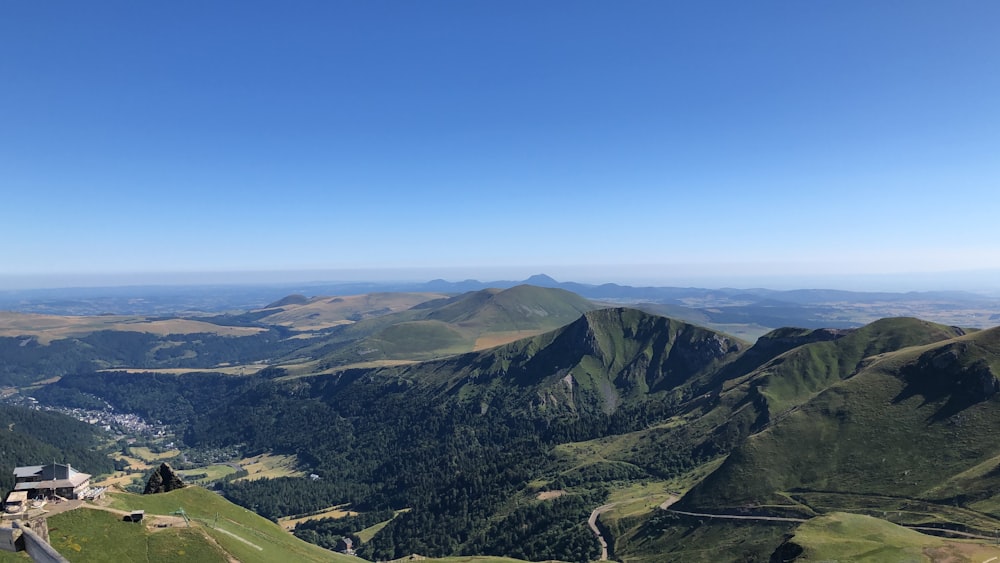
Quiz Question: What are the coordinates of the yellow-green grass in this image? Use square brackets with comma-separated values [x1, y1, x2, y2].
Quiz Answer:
[554, 415, 691, 470]
[356, 508, 410, 543]
[177, 464, 238, 484]
[278, 504, 359, 530]
[472, 330, 548, 351]
[130, 446, 181, 463]
[792, 512, 1000, 562]
[46, 506, 228, 563]
[256, 292, 447, 331]
[789, 491, 1000, 535]
[0, 552, 29, 561]
[604, 481, 678, 520]
[116, 454, 153, 470]
[601, 459, 728, 561]
[0, 312, 264, 344]
[233, 452, 304, 481]
[104, 487, 354, 563]
[92, 471, 144, 488]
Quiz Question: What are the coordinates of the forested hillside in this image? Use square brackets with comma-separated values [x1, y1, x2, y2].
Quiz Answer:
[0, 405, 115, 492]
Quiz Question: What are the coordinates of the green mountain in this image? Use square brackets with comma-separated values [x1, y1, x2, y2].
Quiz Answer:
[605, 322, 1000, 561]
[682, 324, 1000, 513]
[305, 285, 600, 366]
[410, 307, 742, 405]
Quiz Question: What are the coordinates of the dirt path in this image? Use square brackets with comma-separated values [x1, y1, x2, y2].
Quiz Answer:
[212, 525, 264, 550]
[666, 508, 807, 523]
[907, 526, 997, 541]
[665, 507, 1000, 541]
[30, 499, 85, 518]
[659, 495, 680, 510]
[585, 493, 681, 561]
[34, 501, 190, 531]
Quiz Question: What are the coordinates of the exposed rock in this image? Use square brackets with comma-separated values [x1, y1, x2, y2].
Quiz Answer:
[143, 463, 186, 495]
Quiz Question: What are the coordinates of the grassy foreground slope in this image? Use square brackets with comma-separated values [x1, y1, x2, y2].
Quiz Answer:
[102, 487, 355, 563]
[37, 488, 547, 563]
[47, 508, 227, 563]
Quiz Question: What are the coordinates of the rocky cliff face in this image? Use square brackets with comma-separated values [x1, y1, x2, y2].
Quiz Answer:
[143, 463, 186, 495]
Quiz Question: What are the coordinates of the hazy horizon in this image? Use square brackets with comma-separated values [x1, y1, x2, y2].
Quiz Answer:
[2, 3, 998, 289]
[1, 266, 998, 294]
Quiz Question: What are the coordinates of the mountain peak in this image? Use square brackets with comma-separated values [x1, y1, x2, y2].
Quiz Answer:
[264, 294, 310, 308]
[524, 273, 560, 286]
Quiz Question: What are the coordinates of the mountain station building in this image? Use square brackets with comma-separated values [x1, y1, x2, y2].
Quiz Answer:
[12, 463, 91, 500]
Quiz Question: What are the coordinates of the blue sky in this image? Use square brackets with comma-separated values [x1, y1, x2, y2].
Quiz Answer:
[2, 1, 998, 289]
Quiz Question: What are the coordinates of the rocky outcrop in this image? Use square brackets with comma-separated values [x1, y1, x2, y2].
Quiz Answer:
[143, 463, 186, 495]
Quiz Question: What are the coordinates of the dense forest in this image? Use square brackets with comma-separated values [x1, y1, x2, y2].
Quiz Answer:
[0, 327, 307, 387]
[0, 405, 115, 492]
[33, 368, 718, 560]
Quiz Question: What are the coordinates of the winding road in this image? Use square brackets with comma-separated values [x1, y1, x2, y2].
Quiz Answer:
[665, 508, 1000, 541]
[587, 502, 618, 561]
[665, 508, 807, 524]
[587, 495, 680, 561]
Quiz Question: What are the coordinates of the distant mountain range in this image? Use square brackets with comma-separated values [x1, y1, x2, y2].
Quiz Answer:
[1, 274, 997, 341]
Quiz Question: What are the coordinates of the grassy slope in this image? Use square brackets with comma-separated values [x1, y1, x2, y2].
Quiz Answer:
[257, 292, 447, 331]
[39, 490, 545, 563]
[104, 487, 355, 563]
[374, 308, 746, 425]
[47, 508, 227, 563]
[0, 312, 263, 344]
[622, 516, 795, 563]
[790, 512, 1000, 562]
[601, 320, 992, 561]
[683, 326, 1000, 523]
[309, 286, 599, 367]
[750, 317, 965, 416]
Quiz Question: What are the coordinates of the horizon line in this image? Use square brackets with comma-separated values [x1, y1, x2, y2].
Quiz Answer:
[0, 266, 997, 294]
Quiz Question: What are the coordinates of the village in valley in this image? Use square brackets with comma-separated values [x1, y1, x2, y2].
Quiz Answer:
[0, 395, 346, 562]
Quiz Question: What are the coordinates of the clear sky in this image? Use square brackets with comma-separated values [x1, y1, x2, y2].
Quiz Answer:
[1, 1, 998, 290]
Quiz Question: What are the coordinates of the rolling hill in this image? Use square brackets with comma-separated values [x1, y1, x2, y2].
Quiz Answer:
[300, 285, 601, 368]
[254, 292, 448, 331]
[0, 287, 594, 385]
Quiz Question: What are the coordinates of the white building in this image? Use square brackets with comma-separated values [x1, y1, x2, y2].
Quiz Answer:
[12, 463, 91, 500]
